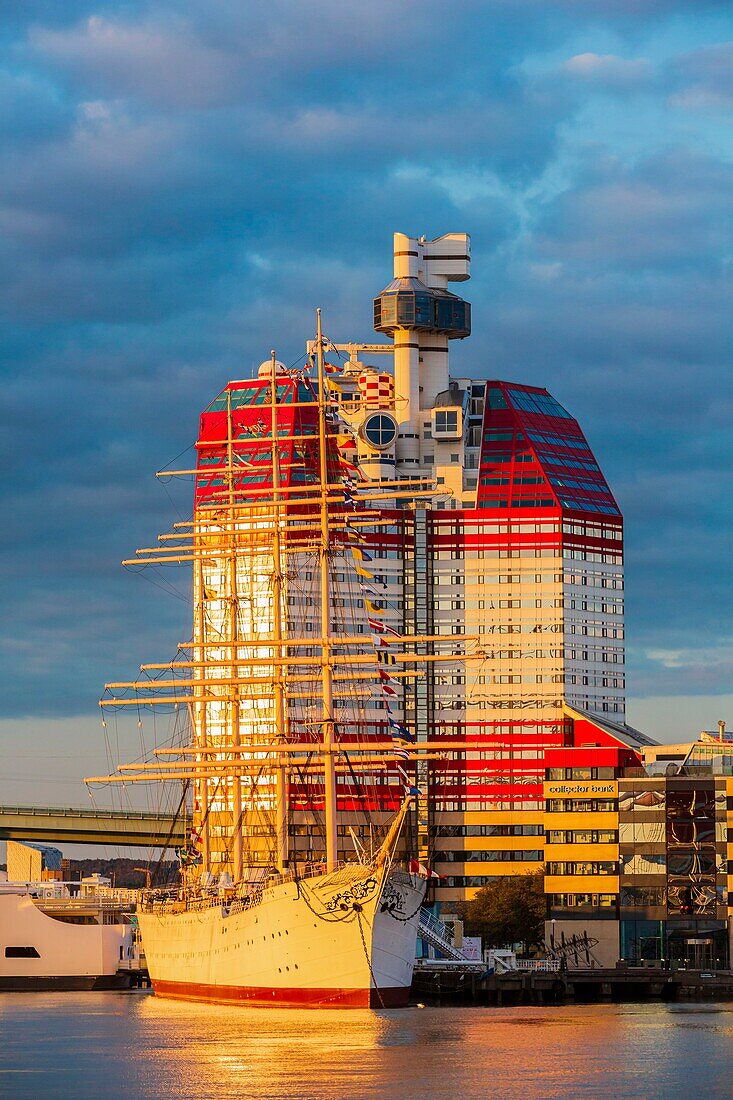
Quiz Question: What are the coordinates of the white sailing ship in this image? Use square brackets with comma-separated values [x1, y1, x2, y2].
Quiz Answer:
[88, 310, 472, 1008]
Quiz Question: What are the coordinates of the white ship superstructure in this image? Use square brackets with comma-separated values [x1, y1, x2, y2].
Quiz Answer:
[0, 884, 134, 991]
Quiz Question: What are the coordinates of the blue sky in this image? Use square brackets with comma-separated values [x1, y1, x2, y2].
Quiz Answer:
[1, 1, 732, 802]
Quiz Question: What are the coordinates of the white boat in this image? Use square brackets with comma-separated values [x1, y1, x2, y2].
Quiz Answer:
[138, 838, 424, 1008]
[0, 886, 134, 991]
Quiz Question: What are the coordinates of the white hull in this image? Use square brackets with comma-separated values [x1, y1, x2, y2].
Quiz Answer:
[138, 864, 425, 1008]
[0, 893, 132, 991]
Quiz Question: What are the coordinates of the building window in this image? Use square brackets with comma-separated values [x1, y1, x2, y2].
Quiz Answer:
[434, 410, 459, 434]
[361, 413, 398, 450]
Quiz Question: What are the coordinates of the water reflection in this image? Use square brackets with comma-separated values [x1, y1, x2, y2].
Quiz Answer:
[0, 993, 731, 1099]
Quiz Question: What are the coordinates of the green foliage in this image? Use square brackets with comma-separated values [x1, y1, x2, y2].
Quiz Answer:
[458, 870, 546, 951]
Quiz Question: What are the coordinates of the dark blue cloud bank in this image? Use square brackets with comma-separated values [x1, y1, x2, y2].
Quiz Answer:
[1, 1, 732, 719]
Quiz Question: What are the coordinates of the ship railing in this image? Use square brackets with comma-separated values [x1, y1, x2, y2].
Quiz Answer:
[36, 895, 136, 911]
[138, 858, 385, 913]
[514, 959, 561, 972]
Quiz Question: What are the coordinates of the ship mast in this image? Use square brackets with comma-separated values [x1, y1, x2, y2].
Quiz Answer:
[269, 351, 289, 872]
[315, 309, 338, 872]
[193, 513, 210, 869]
[226, 386, 243, 882]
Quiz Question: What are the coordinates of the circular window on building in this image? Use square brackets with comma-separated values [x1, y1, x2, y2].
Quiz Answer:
[361, 412, 397, 451]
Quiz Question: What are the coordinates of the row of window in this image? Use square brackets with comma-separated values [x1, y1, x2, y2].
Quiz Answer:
[565, 574, 623, 589]
[525, 431, 590, 452]
[547, 767, 616, 781]
[569, 676, 625, 689]
[565, 550, 623, 565]
[505, 388, 573, 420]
[538, 454, 600, 474]
[549, 894, 616, 909]
[567, 598, 624, 614]
[562, 521, 622, 541]
[481, 476, 548, 487]
[438, 573, 560, 585]
[435, 850, 543, 863]
[546, 830, 617, 844]
[435, 801, 545, 812]
[432, 524, 561, 538]
[440, 549, 562, 560]
[443, 597, 566, 608]
[566, 648, 624, 661]
[568, 624, 624, 639]
[432, 698, 565, 710]
[430, 825, 543, 837]
[559, 499, 620, 516]
[546, 800, 617, 813]
[547, 862, 617, 876]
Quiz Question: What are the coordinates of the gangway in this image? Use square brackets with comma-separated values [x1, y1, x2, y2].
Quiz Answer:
[417, 907, 472, 963]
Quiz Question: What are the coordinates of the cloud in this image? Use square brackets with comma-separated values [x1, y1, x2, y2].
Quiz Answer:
[532, 149, 733, 272]
[667, 41, 733, 110]
[562, 52, 651, 90]
[0, 0, 731, 723]
[631, 646, 733, 696]
[30, 14, 242, 109]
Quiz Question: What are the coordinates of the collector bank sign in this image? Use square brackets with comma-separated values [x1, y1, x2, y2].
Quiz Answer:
[543, 781, 618, 797]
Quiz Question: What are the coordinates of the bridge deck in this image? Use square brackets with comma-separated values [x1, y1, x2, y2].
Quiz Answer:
[0, 805, 184, 847]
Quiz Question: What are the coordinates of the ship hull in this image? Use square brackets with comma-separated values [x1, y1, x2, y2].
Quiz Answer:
[151, 980, 408, 1008]
[138, 865, 424, 1009]
[0, 974, 132, 992]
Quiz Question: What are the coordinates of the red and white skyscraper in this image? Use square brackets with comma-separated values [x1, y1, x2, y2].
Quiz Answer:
[191, 232, 639, 900]
[368, 233, 627, 899]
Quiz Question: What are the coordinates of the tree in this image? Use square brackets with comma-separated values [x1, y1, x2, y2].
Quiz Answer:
[458, 870, 545, 952]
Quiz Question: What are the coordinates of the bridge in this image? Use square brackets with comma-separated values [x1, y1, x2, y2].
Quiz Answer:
[0, 805, 185, 848]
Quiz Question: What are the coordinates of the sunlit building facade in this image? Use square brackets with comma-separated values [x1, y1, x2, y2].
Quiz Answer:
[190, 231, 638, 898]
[545, 730, 733, 970]
[363, 233, 630, 902]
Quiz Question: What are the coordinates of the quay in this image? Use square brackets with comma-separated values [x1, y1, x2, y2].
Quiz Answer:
[411, 961, 733, 1006]
[114, 963, 733, 1001]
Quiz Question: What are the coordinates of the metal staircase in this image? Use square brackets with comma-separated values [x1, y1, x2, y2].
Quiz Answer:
[417, 908, 468, 962]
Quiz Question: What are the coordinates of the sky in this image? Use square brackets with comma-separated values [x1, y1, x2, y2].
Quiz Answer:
[1, 0, 732, 807]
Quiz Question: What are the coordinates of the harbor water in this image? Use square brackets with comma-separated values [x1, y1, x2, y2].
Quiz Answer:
[1, 993, 732, 1099]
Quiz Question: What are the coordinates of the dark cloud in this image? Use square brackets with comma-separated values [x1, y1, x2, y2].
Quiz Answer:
[1, 0, 731, 720]
[533, 149, 733, 273]
[464, 140, 733, 706]
[666, 40, 733, 109]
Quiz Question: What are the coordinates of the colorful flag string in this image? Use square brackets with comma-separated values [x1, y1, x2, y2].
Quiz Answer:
[333, 433, 421, 794]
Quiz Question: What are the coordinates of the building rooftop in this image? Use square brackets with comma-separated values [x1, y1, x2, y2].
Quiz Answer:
[564, 703, 659, 750]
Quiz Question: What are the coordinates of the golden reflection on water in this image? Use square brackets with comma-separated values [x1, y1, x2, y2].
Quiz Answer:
[1, 994, 733, 1099]
[135, 996, 733, 1100]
